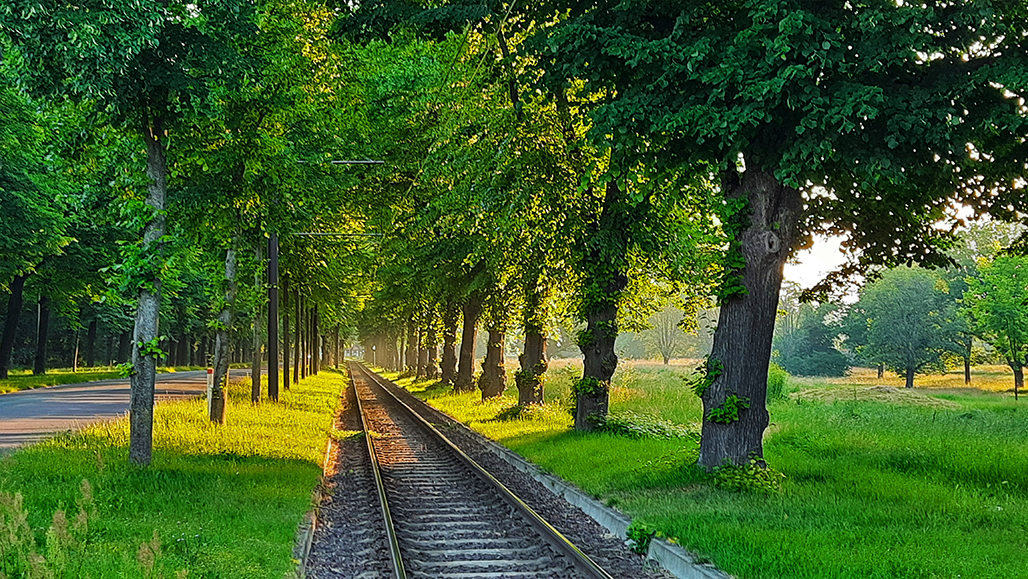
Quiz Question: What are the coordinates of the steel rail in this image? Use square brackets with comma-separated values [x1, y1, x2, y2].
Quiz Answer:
[349, 364, 407, 579]
[355, 363, 616, 579]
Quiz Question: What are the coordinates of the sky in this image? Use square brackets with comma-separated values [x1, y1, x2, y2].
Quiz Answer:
[783, 235, 847, 291]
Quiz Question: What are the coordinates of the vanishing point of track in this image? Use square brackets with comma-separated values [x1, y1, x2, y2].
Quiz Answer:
[348, 362, 615, 579]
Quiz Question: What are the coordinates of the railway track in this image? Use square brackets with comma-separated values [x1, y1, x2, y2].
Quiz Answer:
[348, 362, 615, 579]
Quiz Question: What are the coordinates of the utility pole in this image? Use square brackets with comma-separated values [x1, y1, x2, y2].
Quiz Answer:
[268, 233, 279, 401]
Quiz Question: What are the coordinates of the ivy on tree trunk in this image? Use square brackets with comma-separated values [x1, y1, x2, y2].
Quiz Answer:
[211, 242, 238, 425]
[698, 167, 802, 469]
[129, 120, 168, 466]
[454, 293, 482, 393]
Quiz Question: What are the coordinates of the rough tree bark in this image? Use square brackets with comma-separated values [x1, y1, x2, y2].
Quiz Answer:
[517, 279, 547, 406]
[698, 167, 803, 469]
[479, 327, 506, 400]
[130, 119, 168, 465]
[576, 180, 631, 431]
[440, 301, 459, 386]
[454, 294, 482, 393]
[210, 244, 237, 424]
[0, 274, 27, 379]
[33, 295, 50, 375]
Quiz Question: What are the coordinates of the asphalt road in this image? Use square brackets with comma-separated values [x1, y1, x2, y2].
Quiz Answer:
[0, 369, 255, 453]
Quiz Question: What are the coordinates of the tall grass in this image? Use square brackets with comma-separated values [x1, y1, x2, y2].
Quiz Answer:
[0, 370, 343, 577]
[396, 360, 1028, 579]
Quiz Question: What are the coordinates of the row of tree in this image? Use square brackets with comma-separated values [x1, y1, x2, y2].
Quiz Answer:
[344, 0, 1028, 470]
[3, 1, 1028, 470]
[776, 222, 1028, 398]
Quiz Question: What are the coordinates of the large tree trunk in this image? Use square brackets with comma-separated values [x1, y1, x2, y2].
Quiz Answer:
[517, 281, 547, 406]
[454, 294, 482, 392]
[905, 366, 915, 389]
[425, 311, 439, 379]
[576, 180, 632, 431]
[518, 332, 547, 406]
[85, 319, 97, 367]
[577, 300, 619, 430]
[33, 295, 50, 375]
[0, 274, 27, 379]
[130, 120, 168, 465]
[211, 244, 238, 425]
[440, 301, 459, 386]
[479, 328, 506, 399]
[698, 167, 803, 469]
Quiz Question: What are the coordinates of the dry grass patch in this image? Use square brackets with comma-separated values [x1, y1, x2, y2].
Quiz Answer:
[792, 385, 961, 409]
[800, 365, 1016, 392]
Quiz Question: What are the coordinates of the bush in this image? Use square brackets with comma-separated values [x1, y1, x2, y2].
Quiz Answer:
[767, 362, 788, 402]
[593, 411, 699, 440]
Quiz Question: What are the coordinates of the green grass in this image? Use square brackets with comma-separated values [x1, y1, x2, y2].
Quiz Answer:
[0, 369, 343, 578]
[0, 365, 221, 394]
[391, 360, 1028, 579]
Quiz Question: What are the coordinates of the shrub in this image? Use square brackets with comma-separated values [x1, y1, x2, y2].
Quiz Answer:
[767, 362, 788, 402]
[593, 411, 699, 440]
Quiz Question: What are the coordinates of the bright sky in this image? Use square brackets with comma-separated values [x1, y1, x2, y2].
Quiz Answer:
[783, 235, 847, 290]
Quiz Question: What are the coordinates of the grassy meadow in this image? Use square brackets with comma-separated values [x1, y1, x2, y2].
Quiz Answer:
[386, 359, 1028, 579]
[0, 369, 343, 578]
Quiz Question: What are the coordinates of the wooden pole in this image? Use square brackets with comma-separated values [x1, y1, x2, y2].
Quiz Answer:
[268, 234, 279, 401]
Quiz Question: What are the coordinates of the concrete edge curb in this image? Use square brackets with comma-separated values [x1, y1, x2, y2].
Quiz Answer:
[394, 383, 732, 579]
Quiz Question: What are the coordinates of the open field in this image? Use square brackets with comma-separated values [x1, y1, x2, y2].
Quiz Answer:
[0, 369, 341, 577]
[389, 360, 1028, 579]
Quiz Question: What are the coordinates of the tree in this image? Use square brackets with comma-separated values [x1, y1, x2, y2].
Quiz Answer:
[849, 267, 953, 388]
[542, 0, 1028, 467]
[0, 64, 69, 378]
[9, 0, 257, 464]
[962, 256, 1028, 400]
[773, 298, 849, 377]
